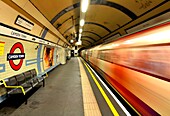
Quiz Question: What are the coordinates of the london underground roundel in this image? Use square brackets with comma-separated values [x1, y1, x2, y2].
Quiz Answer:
[7, 42, 25, 71]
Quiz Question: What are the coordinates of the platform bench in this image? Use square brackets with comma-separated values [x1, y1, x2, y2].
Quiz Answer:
[0, 69, 47, 104]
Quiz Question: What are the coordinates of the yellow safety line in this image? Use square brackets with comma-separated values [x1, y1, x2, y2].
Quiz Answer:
[1, 80, 26, 95]
[105, 79, 141, 116]
[83, 61, 119, 116]
[82, 58, 141, 116]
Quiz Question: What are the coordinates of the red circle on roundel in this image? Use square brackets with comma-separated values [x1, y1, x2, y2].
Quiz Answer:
[9, 42, 24, 71]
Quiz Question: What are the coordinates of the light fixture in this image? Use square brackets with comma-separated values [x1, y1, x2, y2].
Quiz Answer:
[75, 40, 82, 45]
[79, 33, 82, 37]
[75, 33, 77, 37]
[79, 34, 82, 41]
[79, 29, 83, 33]
[80, 19, 85, 26]
[70, 39, 74, 43]
[81, 0, 89, 13]
[79, 0, 90, 44]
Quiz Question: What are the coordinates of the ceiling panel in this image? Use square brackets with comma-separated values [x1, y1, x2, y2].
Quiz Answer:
[53, 8, 80, 27]
[107, 0, 165, 16]
[86, 5, 131, 31]
[30, 0, 79, 21]
[82, 31, 101, 41]
[81, 40, 91, 46]
[84, 23, 110, 37]
[81, 37, 95, 43]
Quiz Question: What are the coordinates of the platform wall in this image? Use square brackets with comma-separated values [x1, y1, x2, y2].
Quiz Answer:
[0, 1, 66, 98]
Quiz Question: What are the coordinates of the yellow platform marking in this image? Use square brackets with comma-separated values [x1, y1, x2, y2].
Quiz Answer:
[78, 58, 101, 116]
[82, 59, 119, 116]
[104, 79, 141, 116]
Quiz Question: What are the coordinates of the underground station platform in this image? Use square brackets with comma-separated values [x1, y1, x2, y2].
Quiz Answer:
[0, 57, 139, 116]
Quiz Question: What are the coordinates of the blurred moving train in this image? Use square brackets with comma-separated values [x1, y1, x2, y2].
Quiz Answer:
[81, 21, 170, 116]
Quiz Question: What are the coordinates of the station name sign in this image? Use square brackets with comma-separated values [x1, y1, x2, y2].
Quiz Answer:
[0, 23, 59, 47]
[11, 31, 27, 39]
[7, 42, 25, 71]
[7, 53, 25, 60]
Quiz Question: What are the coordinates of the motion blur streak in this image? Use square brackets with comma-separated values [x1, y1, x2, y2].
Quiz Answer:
[81, 22, 170, 116]
[85, 61, 132, 116]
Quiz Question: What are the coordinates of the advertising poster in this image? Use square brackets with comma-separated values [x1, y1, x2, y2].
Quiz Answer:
[0, 41, 5, 56]
[43, 46, 54, 70]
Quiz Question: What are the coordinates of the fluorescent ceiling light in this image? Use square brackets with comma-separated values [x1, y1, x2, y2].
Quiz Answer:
[76, 40, 82, 45]
[70, 39, 74, 43]
[79, 29, 83, 33]
[79, 34, 82, 40]
[80, 19, 85, 26]
[81, 0, 89, 13]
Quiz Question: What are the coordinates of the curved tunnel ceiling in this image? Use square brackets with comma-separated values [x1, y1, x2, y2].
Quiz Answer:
[81, 39, 93, 44]
[30, 0, 170, 48]
[83, 31, 102, 39]
[62, 22, 111, 36]
[81, 36, 96, 42]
